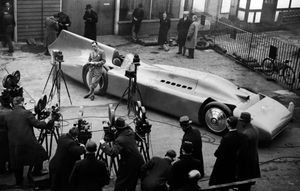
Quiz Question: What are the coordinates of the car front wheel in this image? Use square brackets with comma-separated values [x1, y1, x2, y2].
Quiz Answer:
[82, 64, 108, 95]
[202, 102, 232, 135]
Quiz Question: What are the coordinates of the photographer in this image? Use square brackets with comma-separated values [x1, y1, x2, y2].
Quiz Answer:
[4, 96, 50, 187]
[100, 117, 145, 191]
[83, 41, 106, 101]
[57, 11, 71, 36]
[49, 127, 86, 191]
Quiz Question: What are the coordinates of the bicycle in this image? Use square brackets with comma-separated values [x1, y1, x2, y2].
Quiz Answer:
[262, 57, 295, 85]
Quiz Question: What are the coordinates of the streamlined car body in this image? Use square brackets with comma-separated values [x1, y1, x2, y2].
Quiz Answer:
[49, 30, 294, 142]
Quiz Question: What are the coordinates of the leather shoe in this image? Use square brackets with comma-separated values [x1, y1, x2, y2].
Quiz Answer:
[83, 94, 90, 99]
[176, 52, 182, 54]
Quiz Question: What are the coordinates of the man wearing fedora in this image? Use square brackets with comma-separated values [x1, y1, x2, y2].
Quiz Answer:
[100, 117, 145, 191]
[179, 115, 204, 178]
[140, 149, 176, 191]
[69, 140, 110, 191]
[83, 4, 98, 41]
[209, 116, 248, 186]
[237, 112, 260, 190]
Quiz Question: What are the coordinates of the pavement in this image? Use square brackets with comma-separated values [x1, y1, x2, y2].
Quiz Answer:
[0, 34, 300, 191]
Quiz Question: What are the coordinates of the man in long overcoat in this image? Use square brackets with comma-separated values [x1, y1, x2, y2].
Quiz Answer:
[158, 12, 171, 49]
[83, 4, 98, 41]
[4, 96, 48, 186]
[237, 112, 260, 190]
[179, 116, 204, 178]
[168, 141, 203, 191]
[209, 117, 248, 186]
[69, 140, 110, 191]
[177, 11, 191, 55]
[140, 150, 176, 191]
[1, 7, 15, 53]
[100, 117, 145, 191]
[49, 127, 86, 191]
[185, 15, 199, 59]
[131, 3, 144, 41]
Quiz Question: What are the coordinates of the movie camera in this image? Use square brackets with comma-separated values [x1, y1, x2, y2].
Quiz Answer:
[0, 70, 23, 108]
[52, 50, 64, 62]
[73, 116, 92, 145]
[134, 101, 151, 138]
[34, 95, 60, 122]
[102, 104, 117, 142]
[125, 54, 140, 79]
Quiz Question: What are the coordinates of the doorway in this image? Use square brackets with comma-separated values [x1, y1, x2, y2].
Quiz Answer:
[261, 0, 278, 24]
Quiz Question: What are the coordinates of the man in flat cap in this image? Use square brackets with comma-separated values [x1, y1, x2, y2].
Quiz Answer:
[69, 140, 110, 191]
[209, 116, 248, 186]
[179, 116, 204, 178]
[83, 4, 98, 40]
[236, 112, 260, 190]
[168, 141, 203, 191]
[100, 117, 145, 191]
[141, 149, 176, 191]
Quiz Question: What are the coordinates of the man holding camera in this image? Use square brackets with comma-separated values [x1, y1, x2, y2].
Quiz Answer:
[84, 41, 106, 101]
[49, 127, 86, 191]
[4, 96, 49, 187]
[100, 117, 145, 191]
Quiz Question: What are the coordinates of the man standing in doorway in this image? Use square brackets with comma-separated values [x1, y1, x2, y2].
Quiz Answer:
[185, 15, 199, 59]
[131, 3, 144, 42]
[83, 4, 98, 41]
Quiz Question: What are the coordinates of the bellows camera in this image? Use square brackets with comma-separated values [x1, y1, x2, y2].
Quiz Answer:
[52, 50, 64, 62]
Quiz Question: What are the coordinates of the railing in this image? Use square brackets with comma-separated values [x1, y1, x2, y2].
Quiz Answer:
[207, 19, 300, 89]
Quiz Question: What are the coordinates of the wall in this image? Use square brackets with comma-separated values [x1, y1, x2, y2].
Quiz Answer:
[17, 0, 60, 41]
[118, 19, 179, 37]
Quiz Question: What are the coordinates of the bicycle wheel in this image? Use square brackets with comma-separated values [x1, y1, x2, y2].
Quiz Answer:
[283, 66, 295, 85]
[262, 58, 274, 76]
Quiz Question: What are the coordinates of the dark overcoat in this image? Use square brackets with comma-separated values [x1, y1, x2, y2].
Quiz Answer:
[101, 126, 145, 191]
[168, 155, 203, 191]
[158, 17, 171, 45]
[177, 18, 192, 46]
[237, 122, 261, 180]
[49, 133, 85, 191]
[180, 127, 204, 177]
[0, 106, 10, 165]
[209, 130, 248, 186]
[185, 21, 199, 49]
[83, 10, 98, 41]
[45, 16, 58, 48]
[4, 106, 47, 169]
[141, 157, 172, 191]
[69, 153, 110, 191]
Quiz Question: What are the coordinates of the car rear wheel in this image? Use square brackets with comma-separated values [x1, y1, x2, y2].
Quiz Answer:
[82, 64, 108, 95]
[202, 102, 232, 135]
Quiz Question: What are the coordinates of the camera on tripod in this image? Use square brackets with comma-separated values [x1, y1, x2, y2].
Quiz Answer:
[34, 95, 61, 123]
[73, 118, 92, 145]
[125, 54, 140, 79]
[52, 50, 64, 62]
[0, 70, 23, 108]
[102, 104, 117, 142]
[134, 101, 151, 139]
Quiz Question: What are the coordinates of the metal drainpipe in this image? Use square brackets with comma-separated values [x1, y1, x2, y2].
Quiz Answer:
[41, 0, 44, 41]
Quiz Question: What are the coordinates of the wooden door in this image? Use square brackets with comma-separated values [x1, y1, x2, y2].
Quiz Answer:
[261, 0, 278, 24]
[97, 0, 115, 35]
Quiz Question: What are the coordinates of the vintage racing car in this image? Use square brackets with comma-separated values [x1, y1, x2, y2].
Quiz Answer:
[49, 30, 294, 142]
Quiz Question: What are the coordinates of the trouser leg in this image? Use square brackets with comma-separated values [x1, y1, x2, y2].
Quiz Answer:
[5, 33, 14, 52]
[178, 45, 182, 53]
[182, 47, 186, 56]
[14, 167, 24, 185]
[190, 48, 194, 58]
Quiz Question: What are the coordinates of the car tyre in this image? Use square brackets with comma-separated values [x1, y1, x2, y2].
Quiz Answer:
[82, 64, 108, 96]
[202, 102, 232, 135]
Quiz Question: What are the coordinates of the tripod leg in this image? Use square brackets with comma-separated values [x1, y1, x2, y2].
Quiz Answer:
[60, 70, 72, 105]
[48, 70, 60, 104]
[43, 65, 55, 94]
[115, 87, 129, 111]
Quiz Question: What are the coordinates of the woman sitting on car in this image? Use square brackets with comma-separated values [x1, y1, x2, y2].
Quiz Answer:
[84, 41, 106, 101]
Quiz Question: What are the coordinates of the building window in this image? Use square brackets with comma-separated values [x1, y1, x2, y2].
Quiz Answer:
[221, 0, 231, 13]
[275, 11, 280, 22]
[151, 0, 181, 19]
[238, 10, 245, 20]
[255, 11, 261, 23]
[291, 0, 300, 8]
[250, 0, 263, 9]
[239, 0, 247, 9]
[277, 0, 290, 8]
[184, 0, 194, 12]
[248, 11, 254, 22]
[119, 0, 151, 21]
